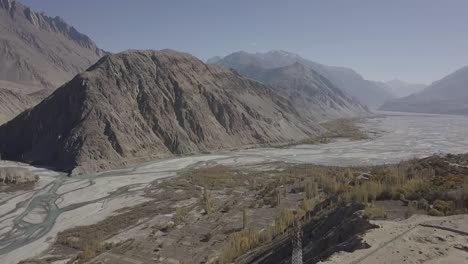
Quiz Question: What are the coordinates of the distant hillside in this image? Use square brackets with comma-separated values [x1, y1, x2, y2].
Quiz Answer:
[0, 0, 104, 123]
[380, 66, 468, 115]
[209, 50, 394, 109]
[0, 50, 326, 174]
[0, 88, 34, 124]
[0, 0, 103, 89]
[380, 79, 427, 98]
[254, 62, 368, 120]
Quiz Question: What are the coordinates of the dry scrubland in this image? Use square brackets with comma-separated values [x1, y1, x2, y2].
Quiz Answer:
[18, 153, 468, 264]
[280, 118, 369, 146]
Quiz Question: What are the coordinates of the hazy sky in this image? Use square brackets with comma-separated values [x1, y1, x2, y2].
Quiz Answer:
[22, 0, 468, 84]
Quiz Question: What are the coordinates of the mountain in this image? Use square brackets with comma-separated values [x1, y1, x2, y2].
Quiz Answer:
[0, 88, 34, 124]
[0, 0, 104, 123]
[0, 0, 103, 89]
[381, 79, 427, 98]
[208, 50, 394, 109]
[0, 50, 325, 174]
[254, 62, 368, 119]
[206, 56, 222, 64]
[380, 66, 468, 115]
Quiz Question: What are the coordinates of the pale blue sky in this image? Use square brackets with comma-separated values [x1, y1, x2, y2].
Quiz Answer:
[22, 0, 468, 84]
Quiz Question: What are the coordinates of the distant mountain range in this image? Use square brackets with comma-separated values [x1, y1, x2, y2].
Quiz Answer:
[2, 0, 462, 176]
[0, 50, 340, 174]
[208, 50, 395, 109]
[382, 79, 427, 98]
[0, 2, 371, 174]
[249, 62, 368, 120]
[380, 66, 468, 115]
[0, 0, 103, 123]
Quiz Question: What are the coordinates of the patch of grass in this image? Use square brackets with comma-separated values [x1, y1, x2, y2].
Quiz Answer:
[189, 166, 240, 189]
[321, 118, 368, 140]
[364, 205, 387, 220]
[277, 118, 368, 147]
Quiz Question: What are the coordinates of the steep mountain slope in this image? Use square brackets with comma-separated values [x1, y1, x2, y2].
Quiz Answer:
[256, 62, 368, 119]
[0, 0, 103, 90]
[209, 50, 394, 109]
[380, 66, 468, 115]
[0, 50, 323, 174]
[0, 88, 34, 124]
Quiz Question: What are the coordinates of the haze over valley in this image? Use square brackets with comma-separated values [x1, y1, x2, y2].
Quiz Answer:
[0, 1, 467, 264]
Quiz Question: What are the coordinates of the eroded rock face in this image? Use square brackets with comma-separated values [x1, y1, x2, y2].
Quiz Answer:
[0, 50, 323, 174]
[0, 167, 38, 184]
[239, 202, 377, 264]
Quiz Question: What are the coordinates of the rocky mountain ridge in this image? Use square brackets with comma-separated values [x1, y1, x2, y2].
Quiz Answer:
[0, 0, 104, 123]
[0, 50, 325, 174]
[0, 0, 103, 89]
[209, 50, 394, 108]
[255, 62, 368, 120]
[383, 79, 427, 98]
[380, 65, 468, 115]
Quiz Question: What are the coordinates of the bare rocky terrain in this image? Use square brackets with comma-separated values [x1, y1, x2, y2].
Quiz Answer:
[0, 88, 34, 124]
[0, 0, 103, 89]
[0, 0, 103, 123]
[0, 49, 358, 174]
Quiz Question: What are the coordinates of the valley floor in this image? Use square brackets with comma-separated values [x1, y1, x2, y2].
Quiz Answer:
[1, 112, 468, 264]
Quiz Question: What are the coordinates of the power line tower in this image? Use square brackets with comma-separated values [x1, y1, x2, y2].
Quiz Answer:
[291, 219, 303, 264]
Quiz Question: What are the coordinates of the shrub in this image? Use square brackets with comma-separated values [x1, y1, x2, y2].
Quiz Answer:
[433, 200, 454, 215]
[301, 198, 314, 212]
[428, 208, 444, 216]
[202, 185, 212, 214]
[417, 198, 429, 210]
[304, 180, 318, 199]
[174, 206, 190, 224]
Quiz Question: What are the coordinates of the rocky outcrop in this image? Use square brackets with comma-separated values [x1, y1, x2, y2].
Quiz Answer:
[239, 202, 377, 264]
[0, 50, 323, 174]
